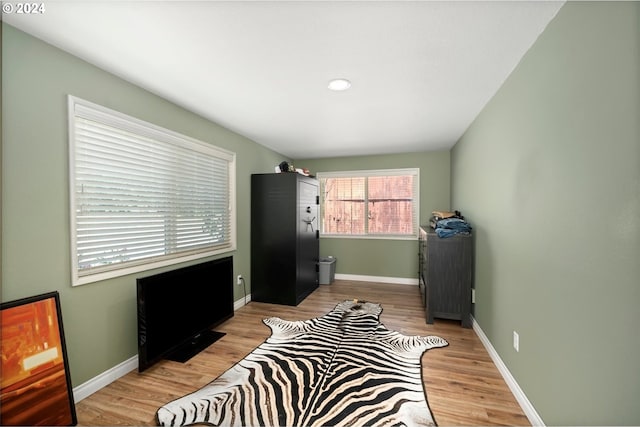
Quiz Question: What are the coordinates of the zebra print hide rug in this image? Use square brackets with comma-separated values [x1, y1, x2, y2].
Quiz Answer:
[156, 300, 448, 427]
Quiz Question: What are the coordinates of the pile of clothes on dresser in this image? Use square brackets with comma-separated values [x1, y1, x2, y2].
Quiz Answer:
[430, 210, 472, 238]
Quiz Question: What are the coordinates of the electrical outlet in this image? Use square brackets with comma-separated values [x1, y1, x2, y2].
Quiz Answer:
[471, 288, 476, 304]
[237, 275, 243, 285]
[513, 331, 520, 352]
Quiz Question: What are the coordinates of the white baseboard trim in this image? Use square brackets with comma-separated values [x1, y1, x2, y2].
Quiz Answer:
[74, 298, 251, 403]
[471, 316, 545, 426]
[234, 294, 251, 310]
[334, 273, 418, 286]
[73, 355, 138, 403]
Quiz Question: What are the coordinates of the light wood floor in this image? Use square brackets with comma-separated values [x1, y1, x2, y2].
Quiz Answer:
[76, 280, 529, 426]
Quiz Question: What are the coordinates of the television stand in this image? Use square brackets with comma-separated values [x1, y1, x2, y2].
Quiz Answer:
[165, 330, 226, 363]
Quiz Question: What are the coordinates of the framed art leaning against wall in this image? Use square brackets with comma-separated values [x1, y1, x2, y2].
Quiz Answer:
[1, 291, 77, 426]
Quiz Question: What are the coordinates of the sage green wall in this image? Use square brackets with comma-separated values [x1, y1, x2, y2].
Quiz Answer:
[2, 25, 285, 386]
[451, 2, 639, 425]
[297, 151, 450, 279]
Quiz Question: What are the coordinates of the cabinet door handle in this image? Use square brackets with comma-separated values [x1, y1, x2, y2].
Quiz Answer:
[302, 217, 316, 232]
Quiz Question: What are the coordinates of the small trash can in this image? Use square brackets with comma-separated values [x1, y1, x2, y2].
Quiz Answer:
[318, 257, 336, 285]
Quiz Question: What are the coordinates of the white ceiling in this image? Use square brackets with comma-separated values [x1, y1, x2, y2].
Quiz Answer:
[4, 1, 564, 159]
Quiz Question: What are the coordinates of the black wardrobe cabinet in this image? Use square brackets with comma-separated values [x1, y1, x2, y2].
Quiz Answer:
[251, 173, 320, 306]
[419, 226, 473, 328]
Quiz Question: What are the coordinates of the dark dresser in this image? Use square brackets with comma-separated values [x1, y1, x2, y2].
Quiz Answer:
[419, 226, 473, 328]
[250, 173, 319, 306]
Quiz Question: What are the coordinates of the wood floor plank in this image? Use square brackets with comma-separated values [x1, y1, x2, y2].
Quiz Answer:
[75, 280, 529, 426]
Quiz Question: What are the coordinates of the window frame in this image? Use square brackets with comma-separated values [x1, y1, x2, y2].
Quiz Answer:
[68, 95, 236, 286]
[317, 168, 420, 240]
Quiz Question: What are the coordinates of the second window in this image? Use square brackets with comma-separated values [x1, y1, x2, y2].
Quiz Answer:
[318, 169, 419, 239]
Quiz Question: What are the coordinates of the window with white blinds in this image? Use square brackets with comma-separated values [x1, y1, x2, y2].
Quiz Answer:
[317, 169, 419, 239]
[68, 96, 236, 286]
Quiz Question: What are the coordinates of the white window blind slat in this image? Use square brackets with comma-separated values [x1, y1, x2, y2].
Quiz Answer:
[69, 96, 236, 286]
[75, 103, 234, 161]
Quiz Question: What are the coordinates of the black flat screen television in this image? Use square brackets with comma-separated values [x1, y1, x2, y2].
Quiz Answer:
[136, 256, 234, 372]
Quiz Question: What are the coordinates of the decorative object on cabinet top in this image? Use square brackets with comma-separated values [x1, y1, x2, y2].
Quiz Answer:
[275, 160, 312, 176]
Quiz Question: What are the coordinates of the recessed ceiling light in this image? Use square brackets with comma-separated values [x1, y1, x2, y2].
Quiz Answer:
[328, 78, 351, 91]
